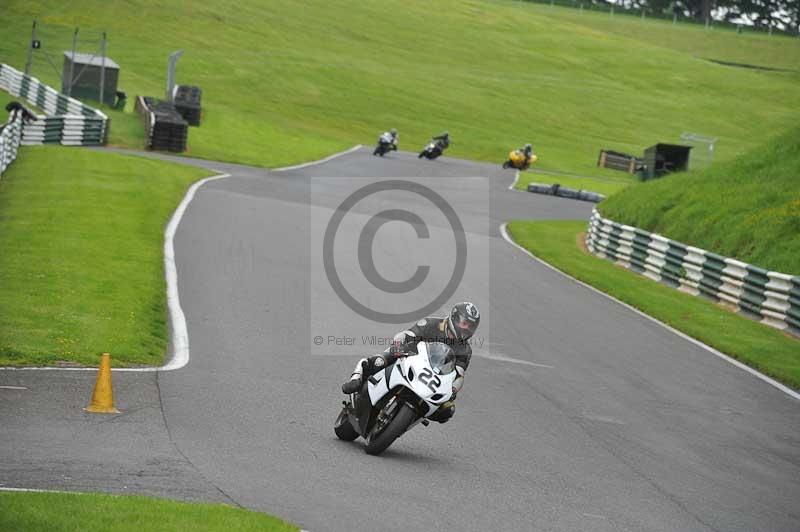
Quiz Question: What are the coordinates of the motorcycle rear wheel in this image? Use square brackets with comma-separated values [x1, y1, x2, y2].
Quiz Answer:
[364, 403, 416, 455]
[334, 406, 359, 441]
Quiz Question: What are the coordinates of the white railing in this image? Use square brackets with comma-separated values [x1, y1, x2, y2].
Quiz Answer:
[0, 111, 24, 177]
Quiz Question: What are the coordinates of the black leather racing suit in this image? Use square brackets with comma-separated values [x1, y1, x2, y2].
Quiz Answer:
[523, 145, 532, 159]
[432, 134, 450, 150]
[388, 316, 471, 371]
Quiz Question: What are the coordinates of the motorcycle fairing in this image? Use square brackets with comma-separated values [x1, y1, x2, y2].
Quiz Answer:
[366, 350, 456, 418]
[366, 364, 405, 405]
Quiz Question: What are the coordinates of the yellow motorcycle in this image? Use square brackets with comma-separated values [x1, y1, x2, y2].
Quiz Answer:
[502, 150, 537, 170]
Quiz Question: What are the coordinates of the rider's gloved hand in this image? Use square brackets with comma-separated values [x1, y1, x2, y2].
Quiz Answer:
[389, 339, 404, 358]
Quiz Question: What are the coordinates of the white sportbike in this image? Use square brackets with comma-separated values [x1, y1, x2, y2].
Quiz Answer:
[334, 341, 457, 455]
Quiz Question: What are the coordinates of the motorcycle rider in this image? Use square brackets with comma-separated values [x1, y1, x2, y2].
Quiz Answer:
[508, 143, 536, 169]
[374, 128, 398, 156]
[341, 302, 480, 423]
[381, 128, 399, 149]
[521, 143, 533, 161]
[432, 131, 450, 150]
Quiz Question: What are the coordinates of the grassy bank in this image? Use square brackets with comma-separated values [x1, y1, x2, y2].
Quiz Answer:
[0, 147, 211, 367]
[0, 491, 297, 532]
[1, 0, 798, 171]
[600, 126, 800, 274]
[506, 220, 800, 389]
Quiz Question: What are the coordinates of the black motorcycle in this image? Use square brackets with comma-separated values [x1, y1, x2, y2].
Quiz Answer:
[418, 139, 448, 160]
[373, 138, 397, 157]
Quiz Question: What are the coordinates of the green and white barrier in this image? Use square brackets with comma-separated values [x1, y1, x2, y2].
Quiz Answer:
[587, 209, 800, 336]
[0, 63, 108, 146]
[0, 111, 23, 176]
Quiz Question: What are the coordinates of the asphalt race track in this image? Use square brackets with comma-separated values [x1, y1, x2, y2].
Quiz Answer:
[2, 148, 799, 532]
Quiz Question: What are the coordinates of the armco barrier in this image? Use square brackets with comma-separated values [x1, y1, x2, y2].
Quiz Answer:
[0, 63, 108, 146]
[528, 182, 605, 203]
[586, 209, 800, 336]
[0, 110, 24, 176]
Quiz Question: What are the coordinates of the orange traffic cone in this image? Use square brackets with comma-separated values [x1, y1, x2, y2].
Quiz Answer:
[84, 353, 120, 414]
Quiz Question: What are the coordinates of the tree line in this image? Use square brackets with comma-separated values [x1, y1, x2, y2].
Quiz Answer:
[566, 1, 800, 31]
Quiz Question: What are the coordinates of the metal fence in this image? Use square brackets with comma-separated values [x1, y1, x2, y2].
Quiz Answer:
[0, 63, 108, 145]
[680, 132, 717, 171]
[586, 209, 800, 336]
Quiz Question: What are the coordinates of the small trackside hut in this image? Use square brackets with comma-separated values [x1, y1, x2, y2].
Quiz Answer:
[641, 143, 692, 180]
[61, 52, 120, 107]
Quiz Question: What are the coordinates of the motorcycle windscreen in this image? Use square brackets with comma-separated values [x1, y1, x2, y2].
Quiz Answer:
[424, 341, 456, 375]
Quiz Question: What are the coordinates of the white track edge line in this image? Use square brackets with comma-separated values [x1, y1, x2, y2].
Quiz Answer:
[272, 144, 362, 172]
[499, 223, 800, 402]
[159, 172, 232, 371]
[508, 170, 520, 190]
[0, 487, 73, 493]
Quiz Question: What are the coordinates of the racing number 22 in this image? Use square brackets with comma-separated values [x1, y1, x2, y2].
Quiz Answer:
[418, 368, 441, 393]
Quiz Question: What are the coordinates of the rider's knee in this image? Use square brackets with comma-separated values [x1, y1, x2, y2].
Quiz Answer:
[430, 402, 455, 423]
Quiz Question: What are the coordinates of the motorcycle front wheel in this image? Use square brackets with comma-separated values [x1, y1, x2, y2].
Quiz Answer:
[364, 403, 417, 455]
[418, 152, 425, 159]
[502, 161, 511, 169]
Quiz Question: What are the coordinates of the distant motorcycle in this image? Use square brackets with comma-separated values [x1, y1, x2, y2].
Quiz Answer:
[373, 133, 397, 157]
[418, 139, 448, 160]
[334, 341, 457, 455]
[502, 149, 538, 170]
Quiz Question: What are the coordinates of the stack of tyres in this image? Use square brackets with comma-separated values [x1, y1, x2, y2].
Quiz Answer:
[136, 96, 188, 152]
[173, 85, 201, 126]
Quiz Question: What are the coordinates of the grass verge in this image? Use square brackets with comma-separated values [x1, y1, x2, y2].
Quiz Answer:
[0, 491, 297, 532]
[514, 170, 633, 197]
[0, 146, 211, 367]
[506, 220, 800, 389]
